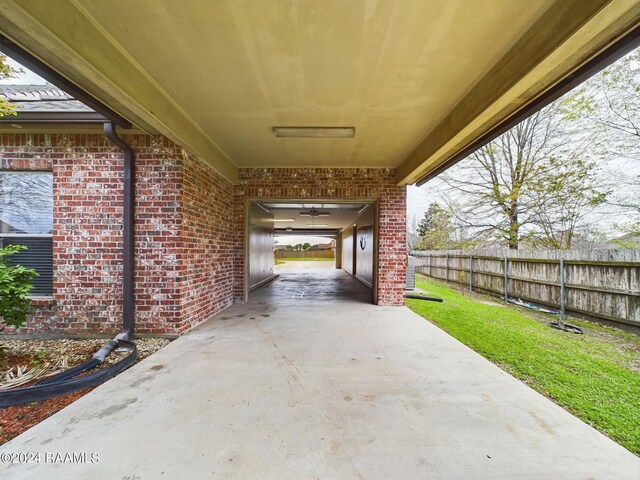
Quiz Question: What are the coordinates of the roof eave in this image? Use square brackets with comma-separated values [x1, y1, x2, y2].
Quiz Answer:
[0, 110, 109, 124]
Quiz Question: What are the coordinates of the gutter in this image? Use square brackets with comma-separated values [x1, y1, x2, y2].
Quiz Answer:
[0, 111, 109, 124]
[0, 122, 138, 407]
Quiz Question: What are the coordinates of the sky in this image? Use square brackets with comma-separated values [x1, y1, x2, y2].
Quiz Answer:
[407, 155, 640, 237]
[0, 57, 46, 84]
[407, 185, 431, 229]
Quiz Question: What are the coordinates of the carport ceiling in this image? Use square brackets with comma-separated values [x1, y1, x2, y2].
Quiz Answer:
[0, 1, 638, 184]
[261, 202, 367, 231]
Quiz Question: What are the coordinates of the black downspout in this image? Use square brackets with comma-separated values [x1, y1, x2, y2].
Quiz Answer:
[0, 123, 139, 407]
[104, 122, 135, 340]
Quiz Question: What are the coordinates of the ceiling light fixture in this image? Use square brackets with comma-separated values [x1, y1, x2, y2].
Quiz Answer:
[307, 224, 329, 227]
[273, 127, 355, 138]
[299, 208, 329, 217]
[271, 218, 295, 222]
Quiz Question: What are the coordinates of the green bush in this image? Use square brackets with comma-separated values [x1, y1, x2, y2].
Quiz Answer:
[0, 244, 38, 329]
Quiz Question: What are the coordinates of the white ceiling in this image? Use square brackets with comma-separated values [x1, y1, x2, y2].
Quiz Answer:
[261, 202, 369, 231]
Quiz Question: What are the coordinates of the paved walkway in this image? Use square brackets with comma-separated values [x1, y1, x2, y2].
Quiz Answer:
[251, 264, 372, 305]
[1, 297, 639, 478]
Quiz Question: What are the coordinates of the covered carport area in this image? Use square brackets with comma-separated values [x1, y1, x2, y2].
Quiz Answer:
[0, 1, 639, 477]
[0, 1, 638, 320]
[247, 201, 377, 305]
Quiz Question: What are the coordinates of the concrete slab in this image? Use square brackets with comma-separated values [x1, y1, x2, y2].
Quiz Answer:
[275, 260, 335, 270]
[1, 303, 638, 479]
[250, 267, 372, 305]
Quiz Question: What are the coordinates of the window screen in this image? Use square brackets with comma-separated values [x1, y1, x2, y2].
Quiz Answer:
[0, 172, 53, 296]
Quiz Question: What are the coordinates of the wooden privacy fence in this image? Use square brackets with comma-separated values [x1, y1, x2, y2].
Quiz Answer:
[275, 249, 335, 259]
[410, 249, 640, 329]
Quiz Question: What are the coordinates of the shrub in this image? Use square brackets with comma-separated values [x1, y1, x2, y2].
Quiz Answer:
[0, 244, 38, 329]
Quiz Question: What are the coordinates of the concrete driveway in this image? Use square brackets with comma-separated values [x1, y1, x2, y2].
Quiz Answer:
[1, 299, 639, 479]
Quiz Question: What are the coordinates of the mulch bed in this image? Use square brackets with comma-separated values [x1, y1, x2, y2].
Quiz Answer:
[0, 338, 171, 445]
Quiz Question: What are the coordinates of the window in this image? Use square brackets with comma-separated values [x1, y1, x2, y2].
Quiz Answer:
[0, 172, 53, 296]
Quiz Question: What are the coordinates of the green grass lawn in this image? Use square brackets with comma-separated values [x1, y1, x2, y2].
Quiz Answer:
[407, 274, 640, 456]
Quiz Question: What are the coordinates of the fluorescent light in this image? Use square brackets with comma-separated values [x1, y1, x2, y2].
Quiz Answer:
[272, 218, 295, 222]
[273, 127, 355, 138]
[307, 224, 329, 227]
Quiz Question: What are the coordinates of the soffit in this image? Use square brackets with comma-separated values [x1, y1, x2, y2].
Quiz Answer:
[72, 0, 551, 171]
[260, 202, 367, 230]
[0, 1, 637, 184]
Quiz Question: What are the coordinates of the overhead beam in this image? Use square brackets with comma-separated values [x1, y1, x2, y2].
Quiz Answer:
[416, 24, 640, 186]
[0, 0, 238, 183]
[397, 0, 640, 186]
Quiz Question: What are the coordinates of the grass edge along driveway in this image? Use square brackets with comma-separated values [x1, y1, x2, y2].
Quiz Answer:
[407, 274, 640, 456]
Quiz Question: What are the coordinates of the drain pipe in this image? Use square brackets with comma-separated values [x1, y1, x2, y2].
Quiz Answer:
[0, 123, 138, 406]
[104, 122, 135, 341]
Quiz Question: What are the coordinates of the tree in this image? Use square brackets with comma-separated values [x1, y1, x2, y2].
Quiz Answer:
[569, 48, 640, 153]
[416, 202, 456, 250]
[566, 47, 640, 235]
[0, 53, 21, 117]
[439, 99, 607, 250]
[302, 242, 311, 250]
[528, 157, 609, 249]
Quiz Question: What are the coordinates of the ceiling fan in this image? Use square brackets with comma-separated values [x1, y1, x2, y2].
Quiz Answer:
[299, 208, 330, 217]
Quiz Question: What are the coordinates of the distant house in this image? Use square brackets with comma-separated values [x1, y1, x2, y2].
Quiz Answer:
[0, 83, 96, 117]
[307, 240, 336, 252]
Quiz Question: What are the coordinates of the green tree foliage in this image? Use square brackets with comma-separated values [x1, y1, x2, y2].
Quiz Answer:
[529, 157, 609, 249]
[566, 48, 640, 238]
[302, 242, 311, 250]
[0, 53, 21, 117]
[0, 244, 38, 329]
[439, 100, 608, 249]
[569, 48, 640, 149]
[416, 203, 456, 250]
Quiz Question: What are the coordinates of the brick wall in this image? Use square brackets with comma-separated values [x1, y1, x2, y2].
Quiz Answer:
[0, 133, 235, 336]
[234, 168, 407, 305]
[179, 153, 235, 331]
[131, 135, 185, 334]
[1, 134, 407, 336]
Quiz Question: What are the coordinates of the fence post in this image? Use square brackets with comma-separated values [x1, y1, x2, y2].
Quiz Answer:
[503, 255, 509, 302]
[429, 255, 432, 277]
[559, 257, 566, 328]
[445, 254, 449, 283]
[469, 254, 473, 291]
